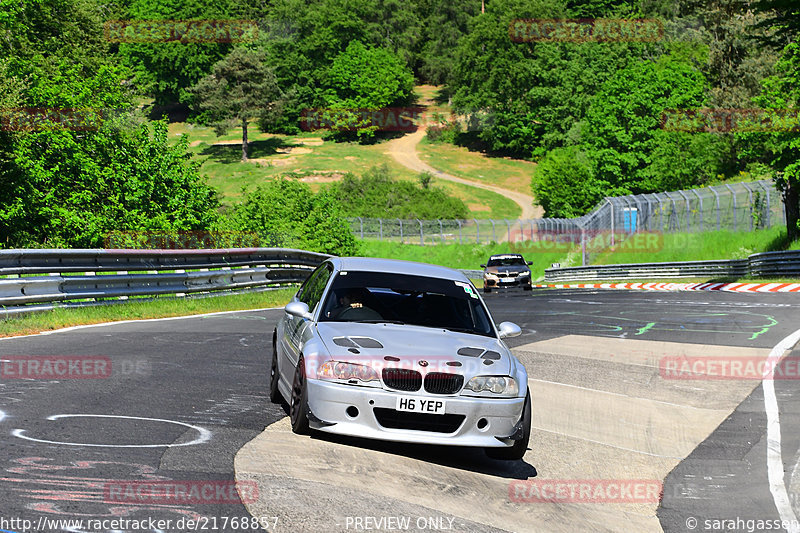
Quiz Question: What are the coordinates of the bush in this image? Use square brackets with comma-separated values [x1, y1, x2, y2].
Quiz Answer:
[229, 178, 359, 256]
[532, 146, 605, 218]
[330, 164, 469, 219]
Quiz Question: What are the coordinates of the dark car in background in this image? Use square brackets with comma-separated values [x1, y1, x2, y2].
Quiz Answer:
[481, 254, 533, 293]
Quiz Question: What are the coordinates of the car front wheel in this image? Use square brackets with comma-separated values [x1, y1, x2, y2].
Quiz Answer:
[289, 356, 310, 434]
[269, 333, 282, 404]
[485, 391, 531, 460]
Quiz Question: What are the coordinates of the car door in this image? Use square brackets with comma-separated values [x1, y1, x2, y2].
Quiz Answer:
[281, 262, 333, 372]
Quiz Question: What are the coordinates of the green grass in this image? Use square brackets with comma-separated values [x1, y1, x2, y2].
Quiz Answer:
[418, 136, 537, 194]
[590, 227, 792, 265]
[171, 122, 519, 219]
[358, 240, 568, 279]
[0, 288, 296, 338]
[432, 178, 521, 219]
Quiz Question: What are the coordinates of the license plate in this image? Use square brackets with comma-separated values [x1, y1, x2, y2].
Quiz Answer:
[395, 396, 446, 415]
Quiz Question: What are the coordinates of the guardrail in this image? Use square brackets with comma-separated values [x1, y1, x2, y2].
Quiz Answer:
[0, 248, 331, 314]
[544, 250, 800, 282]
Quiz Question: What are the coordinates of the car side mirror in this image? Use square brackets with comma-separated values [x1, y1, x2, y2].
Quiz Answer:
[497, 321, 521, 339]
[480, 264, 486, 268]
[527, 261, 533, 265]
[285, 301, 313, 320]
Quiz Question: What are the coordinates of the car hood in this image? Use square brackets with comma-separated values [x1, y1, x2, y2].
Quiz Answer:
[314, 321, 511, 376]
[486, 265, 530, 274]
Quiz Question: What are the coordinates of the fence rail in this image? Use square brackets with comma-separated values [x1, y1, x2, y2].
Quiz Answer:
[0, 248, 331, 313]
[544, 250, 800, 282]
[348, 180, 785, 251]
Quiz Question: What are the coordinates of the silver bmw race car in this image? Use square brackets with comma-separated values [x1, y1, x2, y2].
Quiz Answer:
[270, 257, 531, 460]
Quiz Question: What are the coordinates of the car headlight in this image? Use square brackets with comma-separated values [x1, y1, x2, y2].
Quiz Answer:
[485, 272, 498, 279]
[519, 272, 530, 278]
[318, 361, 379, 382]
[463, 375, 519, 396]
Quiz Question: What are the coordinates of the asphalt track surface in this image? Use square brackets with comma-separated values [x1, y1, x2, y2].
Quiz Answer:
[0, 288, 798, 533]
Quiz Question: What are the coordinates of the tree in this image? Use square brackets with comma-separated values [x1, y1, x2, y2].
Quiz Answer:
[532, 146, 602, 217]
[739, 43, 800, 240]
[116, 0, 254, 106]
[580, 55, 715, 195]
[320, 40, 414, 140]
[191, 47, 282, 161]
[230, 179, 359, 255]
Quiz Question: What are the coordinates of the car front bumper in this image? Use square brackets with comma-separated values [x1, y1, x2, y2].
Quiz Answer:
[484, 276, 531, 288]
[306, 379, 527, 448]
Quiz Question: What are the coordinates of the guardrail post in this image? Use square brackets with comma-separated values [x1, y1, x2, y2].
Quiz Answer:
[504, 219, 511, 242]
[398, 218, 403, 242]
[418, 219, 424, 245]
[474, 218, 479, 243]
[457, 220, 463, 244]
[379, 219, 383, 240]
[437, 219, 444, 243]
[357, 217, 364, 239]
[490, 220, 496, 243]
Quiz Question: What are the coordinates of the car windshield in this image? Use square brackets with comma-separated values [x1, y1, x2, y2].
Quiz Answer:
[319, 271, 495, 337]
[487, 256, 527, 267]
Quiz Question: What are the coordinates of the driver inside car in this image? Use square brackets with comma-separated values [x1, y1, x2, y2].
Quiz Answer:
[326, 288, 383, 321]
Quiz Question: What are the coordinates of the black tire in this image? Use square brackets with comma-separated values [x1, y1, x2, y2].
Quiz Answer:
[486, 391, 531, 460]
[523, 284, 532, 291]
[289, 356, 310, 434]
[269, 333, 282, 404]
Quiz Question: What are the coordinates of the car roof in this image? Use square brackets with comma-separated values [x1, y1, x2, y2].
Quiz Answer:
[330, 257, 467, 282]
[489, 253, 524, 259]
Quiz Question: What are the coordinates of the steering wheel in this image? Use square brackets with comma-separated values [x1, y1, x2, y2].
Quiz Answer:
[337, 306, 382, 321]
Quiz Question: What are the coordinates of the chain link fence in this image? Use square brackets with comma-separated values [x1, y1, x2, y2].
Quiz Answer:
[348, 180, 784, 247]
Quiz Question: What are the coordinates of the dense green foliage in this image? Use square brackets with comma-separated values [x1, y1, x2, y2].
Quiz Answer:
[229, 178, 359, 256]
[4, 0, 800, 248]
[329, 165, 469, 220]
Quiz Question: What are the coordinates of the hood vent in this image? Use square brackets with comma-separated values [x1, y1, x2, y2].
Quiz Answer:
[457, 347, 501, 360]
[333, 336, 384, 349]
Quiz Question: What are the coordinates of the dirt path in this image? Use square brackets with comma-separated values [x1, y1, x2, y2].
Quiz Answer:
[384, 128, 543, 220]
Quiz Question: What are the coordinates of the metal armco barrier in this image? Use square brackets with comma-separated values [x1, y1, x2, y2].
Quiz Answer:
[0, 248, 331, 312]
[545, 250, 800, 282]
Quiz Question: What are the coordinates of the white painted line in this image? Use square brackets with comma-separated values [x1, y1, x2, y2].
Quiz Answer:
[763, 327, 800, 533]
[11, 413, 212, 448]
[0, 306, 285, 341]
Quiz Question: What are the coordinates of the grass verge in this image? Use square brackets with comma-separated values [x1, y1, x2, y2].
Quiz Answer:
[0, 288, 296, 338]
[358, 240, 567, 277]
